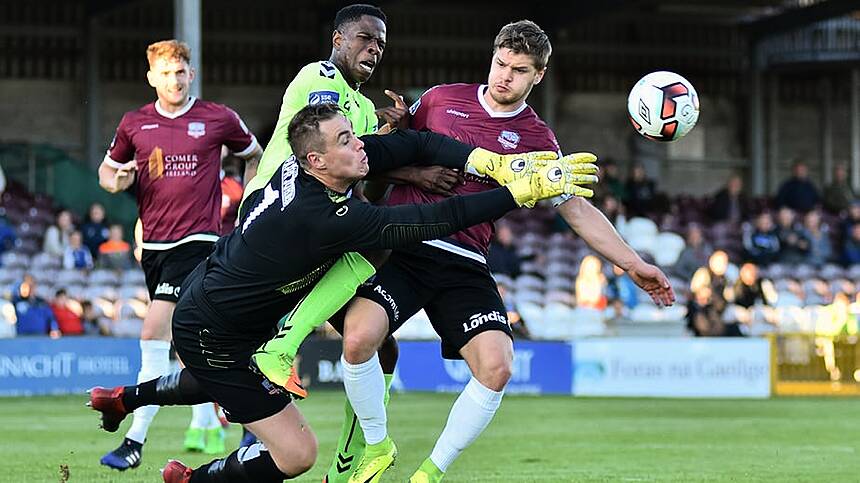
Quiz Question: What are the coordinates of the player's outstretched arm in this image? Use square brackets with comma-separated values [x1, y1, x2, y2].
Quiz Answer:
[320, 160, 595, 254]
[556, 198, 675, 306]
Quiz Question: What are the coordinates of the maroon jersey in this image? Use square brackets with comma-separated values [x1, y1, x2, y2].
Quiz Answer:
[388, 83, 560, 258]
[105, 97, 258, 249]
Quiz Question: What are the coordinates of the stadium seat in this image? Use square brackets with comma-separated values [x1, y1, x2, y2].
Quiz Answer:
[1, 251, 29, 270]
[30, 251, 61, 270]
[653, 232, 686, 266]
[89, 269, 120, 286]
[818, 263, 845, 281]
[120, 269, 146, 285]
[569, 307, 606, 338]
[55, 269, 87, 287]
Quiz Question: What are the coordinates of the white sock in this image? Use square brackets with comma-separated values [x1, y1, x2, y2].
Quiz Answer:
[342, 353, 387, 445]
[430, 377, 504, 472]
[189, 403, 213, 430]
[204, 403, 222, 429]
[125, 340, 171, 444]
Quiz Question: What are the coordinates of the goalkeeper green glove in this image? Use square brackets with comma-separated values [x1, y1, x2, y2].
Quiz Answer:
[464, 148, 558, 185]
[505, 159, 599, 208]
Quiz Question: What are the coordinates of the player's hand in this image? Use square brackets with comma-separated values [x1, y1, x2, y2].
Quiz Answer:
[504, 160, 599, 207]
[626, 260, 675, 307]
[111, 160, 137, 192]
[465, 148, 559, 185]
[375, 89, 409, 132]
[408, 166, 463, 196]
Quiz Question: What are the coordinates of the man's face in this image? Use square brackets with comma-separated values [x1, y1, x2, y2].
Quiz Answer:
[333, 16, 387, 84]
[147, 56, 194, 107]
[486, 48, 545, 106]
[312, 115, 369, 182]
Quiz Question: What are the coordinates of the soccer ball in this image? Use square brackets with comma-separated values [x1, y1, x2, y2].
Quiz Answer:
[627, 71, 699, 142]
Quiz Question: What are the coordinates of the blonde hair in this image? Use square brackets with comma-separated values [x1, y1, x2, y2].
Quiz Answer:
[146, 40, 191, 67]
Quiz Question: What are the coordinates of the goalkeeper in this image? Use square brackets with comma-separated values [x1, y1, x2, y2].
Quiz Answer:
[88, 102, 598, 483]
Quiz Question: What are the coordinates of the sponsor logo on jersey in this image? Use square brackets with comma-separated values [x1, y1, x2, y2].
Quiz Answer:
[373, 285, 400, 322]
[445, 108, 469, 119]
[141, 123, 159, 130]
[187, 121, 206, 139]
[154, 282, 180, 297]
[336, 205, 349, 217]
[497, 130, 520, 150]
[462, 310, 508, 333]
[309, 91, 340, 105]
[319, 61, 337, 79]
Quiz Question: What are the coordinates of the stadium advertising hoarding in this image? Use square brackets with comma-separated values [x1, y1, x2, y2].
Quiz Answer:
[572, 338, 771, 398]
[0, 337, 141, 396]
[394, 340, 572, 395]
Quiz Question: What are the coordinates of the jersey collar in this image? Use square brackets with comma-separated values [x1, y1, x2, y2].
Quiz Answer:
[477, 85, 528, 118]
[154, 96, 197, 119]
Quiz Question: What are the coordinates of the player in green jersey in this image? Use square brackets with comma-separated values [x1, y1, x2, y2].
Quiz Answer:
[243, 5, 418, 483]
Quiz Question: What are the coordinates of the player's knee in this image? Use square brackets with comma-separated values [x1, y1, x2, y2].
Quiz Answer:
[477, 359, 512, 391]
[272, 433, 317, 477]
[342, 330, 382, 364]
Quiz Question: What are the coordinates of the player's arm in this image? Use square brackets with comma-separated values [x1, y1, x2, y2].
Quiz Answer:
[556, 197, 675, 306]
[239, 144, 263, 187]
[320, 162, 584, 253]
[98, 159, 137, 193]
[98, 116, 137, 193]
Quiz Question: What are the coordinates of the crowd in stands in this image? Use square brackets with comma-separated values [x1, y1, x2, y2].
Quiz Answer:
[1, 158, 859, 341]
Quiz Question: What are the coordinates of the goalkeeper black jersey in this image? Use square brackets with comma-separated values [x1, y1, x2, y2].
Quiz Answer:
[189, 129, 517, 333]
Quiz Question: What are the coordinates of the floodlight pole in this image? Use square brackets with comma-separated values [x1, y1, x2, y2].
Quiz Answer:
[851, 68, 860, 193]
[175, 0, 202, 99]
[749, 45, 766, 197]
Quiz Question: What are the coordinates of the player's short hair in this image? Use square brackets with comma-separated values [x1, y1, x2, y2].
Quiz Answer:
[334, 4, 387, 31]
[288, 103, 344, 166]
[146, 39, 191, 68]
[493, 20, 552, 71]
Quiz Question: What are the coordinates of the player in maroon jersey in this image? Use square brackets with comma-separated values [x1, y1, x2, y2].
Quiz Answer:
[96, 39, 262, 471]
[337, 21, 675, 482]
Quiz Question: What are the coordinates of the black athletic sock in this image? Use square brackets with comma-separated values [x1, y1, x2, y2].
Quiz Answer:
[122, 369, 211, 410]
[190, 442, 289, 483]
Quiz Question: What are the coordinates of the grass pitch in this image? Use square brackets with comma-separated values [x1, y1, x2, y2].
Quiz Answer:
[1, 391, 857, 482]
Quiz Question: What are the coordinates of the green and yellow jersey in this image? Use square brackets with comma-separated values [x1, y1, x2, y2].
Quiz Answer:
[243, 60, 379, 201]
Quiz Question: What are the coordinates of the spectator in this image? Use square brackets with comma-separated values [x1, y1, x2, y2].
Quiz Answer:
[594, 158, 626, 203]
[0, 214, 16, 260]
[800, 210, 832, 267]
[575, 255, 607, 309]
[625, 162, 657, 217]
[81, 300, 111, 336]
[497, 283, 529, 339]
[686, 285, 723, 336]
[63, 231, 94, 270]
[822, 163, 856, 215]
[80, 203, 110, 260]
[708, 173, 749, 224]
[842, 224, 860, 266]
[775, 160, 820, 213]
[50, 289, 83, 335]
[842, 201, 860, 240]
[672, 224, 713, 279]
[606, 264, 637, 318]
[727, 262, 776, 309]
[743, 212, 780, 266]
[691, 249, 732, 314]
[98, 224, 132, 270]
[43, 209, 75, 258]
[775, 207, 810, 264]
[487, 223, 522, 277]
[11, 275, 59, 337]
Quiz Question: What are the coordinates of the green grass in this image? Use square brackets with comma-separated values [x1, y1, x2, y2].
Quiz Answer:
[1, 392, 857, 482]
